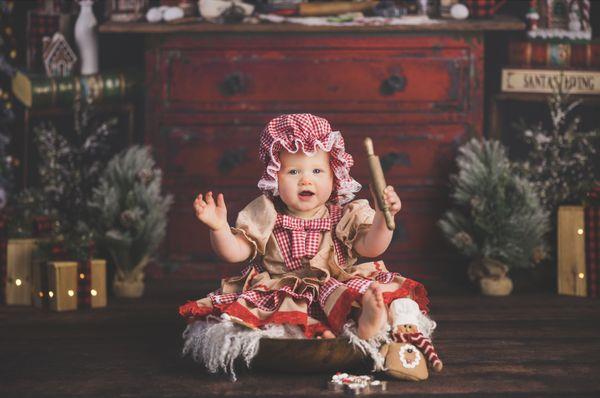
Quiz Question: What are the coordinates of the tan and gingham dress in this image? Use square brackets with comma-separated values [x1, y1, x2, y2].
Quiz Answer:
[179, 195, 429, 337]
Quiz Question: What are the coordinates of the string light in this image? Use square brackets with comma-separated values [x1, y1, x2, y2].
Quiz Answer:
[578, 273, 585, 279]
[80, 273, 86, 279]
[90, 289, 98, 296]
[48, 291, 54, 298]
[577, 228, 584, 235]
[15, 278, 22, 286]
[67, 289, 75, 297]
[38, 291, 44, 298]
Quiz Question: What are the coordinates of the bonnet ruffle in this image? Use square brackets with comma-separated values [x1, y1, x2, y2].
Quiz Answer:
[257, 114, 361, 205]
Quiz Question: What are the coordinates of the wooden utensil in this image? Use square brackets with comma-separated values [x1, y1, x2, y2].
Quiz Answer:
[364, 137, 395, 231]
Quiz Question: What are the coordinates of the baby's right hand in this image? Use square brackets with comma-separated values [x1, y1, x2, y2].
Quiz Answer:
[193, 191, 228, 231]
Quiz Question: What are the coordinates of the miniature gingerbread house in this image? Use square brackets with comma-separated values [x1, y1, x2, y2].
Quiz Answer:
[42, 33, 77, 78]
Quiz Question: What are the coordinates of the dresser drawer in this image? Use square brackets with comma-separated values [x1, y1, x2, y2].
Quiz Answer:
[343, 123, 466, 187]
[159, 47, 471, 113]
[161, 124, 264, 186]
[159, 120, 465, 190]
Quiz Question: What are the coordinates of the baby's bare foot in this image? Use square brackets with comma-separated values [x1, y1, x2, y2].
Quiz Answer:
[358, 283, 387, 340]
[316, 329, 336, 339]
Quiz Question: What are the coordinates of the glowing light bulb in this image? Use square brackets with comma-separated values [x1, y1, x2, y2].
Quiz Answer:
[578, 273, 585, 279]
[15, 279, 22, 286]
[90, 289, 98, 296]
[577, 229, 584, 235]
[38, 291, 44, 298]
[48, 291, 54, 298]
[80, 273, 86, 279]
[68, 290, 75, 297]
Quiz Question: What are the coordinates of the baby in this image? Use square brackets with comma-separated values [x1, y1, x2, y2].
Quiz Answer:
[180, 113, 432, 345]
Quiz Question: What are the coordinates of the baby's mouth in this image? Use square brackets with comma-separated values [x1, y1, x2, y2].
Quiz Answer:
[299, 190, 315, 197]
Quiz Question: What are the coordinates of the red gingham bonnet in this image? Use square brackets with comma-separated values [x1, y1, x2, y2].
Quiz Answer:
[258, 114, 361, 205]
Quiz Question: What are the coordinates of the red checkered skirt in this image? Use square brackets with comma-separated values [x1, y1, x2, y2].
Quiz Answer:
[179, 260, 429, 338]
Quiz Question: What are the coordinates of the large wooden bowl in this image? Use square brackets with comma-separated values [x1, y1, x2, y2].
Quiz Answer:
[251, 337, 370, 373]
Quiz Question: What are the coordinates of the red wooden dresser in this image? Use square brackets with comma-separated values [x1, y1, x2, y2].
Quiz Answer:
[100, 19, 524, 283]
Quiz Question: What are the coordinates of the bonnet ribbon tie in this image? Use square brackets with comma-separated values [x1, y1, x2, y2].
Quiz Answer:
[276, 214, 331, 259]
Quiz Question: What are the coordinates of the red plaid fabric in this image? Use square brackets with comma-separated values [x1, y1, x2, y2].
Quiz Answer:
[209, 284, 315, 312]
[373, 271, 396, 284]
[345, 278, 373, 294]
[585, 206, 600, 298]
[461, 0, 502, 18]
[208, 291, 238, 306]
[273, 204, 347, 271]
[318, 277, 343, 307]
[257, 114, 361, 205]
[275, 214, 331, 259]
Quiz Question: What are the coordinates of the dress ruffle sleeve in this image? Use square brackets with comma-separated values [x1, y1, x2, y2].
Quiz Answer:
[230, 195, 277, 261]
[335, 199, 376, 259]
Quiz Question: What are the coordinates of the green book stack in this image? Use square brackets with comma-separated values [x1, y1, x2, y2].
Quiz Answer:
[11, 71, 140, 109]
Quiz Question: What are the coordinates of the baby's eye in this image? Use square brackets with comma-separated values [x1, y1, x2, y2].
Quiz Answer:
[313, 169, 322, 174]
[288, 169, 298, 175]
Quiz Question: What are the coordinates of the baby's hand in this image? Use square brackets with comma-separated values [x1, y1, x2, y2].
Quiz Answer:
[371, 185, 402, 216]
[193, 191, 228, 231]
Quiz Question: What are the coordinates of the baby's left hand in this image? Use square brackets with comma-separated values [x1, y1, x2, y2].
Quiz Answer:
[372, 185, 402, 216]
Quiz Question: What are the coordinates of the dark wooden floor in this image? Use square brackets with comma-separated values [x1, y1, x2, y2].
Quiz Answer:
[2, 278, 600, 397]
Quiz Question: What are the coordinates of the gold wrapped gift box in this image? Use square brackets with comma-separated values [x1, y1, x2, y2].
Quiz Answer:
[33, 259, 107, 312]
[3, 239, 39, 306]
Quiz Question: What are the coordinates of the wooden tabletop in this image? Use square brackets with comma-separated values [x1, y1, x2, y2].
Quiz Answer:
[99, 15, 525, 34]
[1, 277, 599, 397]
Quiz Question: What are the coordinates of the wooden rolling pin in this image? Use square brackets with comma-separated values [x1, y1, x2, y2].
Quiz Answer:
[299, 1, 378, 17]
[364, 137, 395, 231]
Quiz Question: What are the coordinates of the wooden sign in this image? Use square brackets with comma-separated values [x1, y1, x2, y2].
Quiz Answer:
[502, 68, 600, 95]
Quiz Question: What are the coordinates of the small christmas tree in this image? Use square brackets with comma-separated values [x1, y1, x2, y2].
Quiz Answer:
[513, 91, 600, 214]
[438, 139, 550, 295]
[89, 146, 173, 297]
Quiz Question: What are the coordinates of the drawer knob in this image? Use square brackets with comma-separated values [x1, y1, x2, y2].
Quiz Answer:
[219, 72, 247, 96]
[218, 147, 248, 174]
[380, 74, 406, 95]
[380, 152, 411, 172]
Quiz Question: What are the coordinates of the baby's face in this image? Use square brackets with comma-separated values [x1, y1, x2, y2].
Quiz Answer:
[277, 149, 334, 218]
